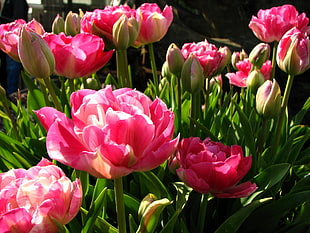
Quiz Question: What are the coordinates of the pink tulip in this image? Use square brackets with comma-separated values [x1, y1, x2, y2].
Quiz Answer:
[43, 32, 114, 78]
[135, 3, 173, 46]
[249, 4, 309, 42]
[80, 5, 136, 45]
[34, 86, 178, 179]
[181, 40, 230, 78]
[225, 58, 272, 87]
[175, 137, 257, 198]
[277, 27, 310, 75]
[0, 19, 45, 61]
[0, 158, 82, 233]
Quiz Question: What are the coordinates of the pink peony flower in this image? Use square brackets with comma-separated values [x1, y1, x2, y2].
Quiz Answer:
[80, 5, 136, 45]
[181, 40, 229, 78]
[43, 32, 113, 78]
[0, 158, 82, 233]
[35, 86, 178, 179]
[277, 27, 310, 75]
[249, 4, 309, 42]
[134, 3, 173, 46]
[175, 137, 257, 198]
[0, 19, 45, 61]
[225, 58, 272, 87]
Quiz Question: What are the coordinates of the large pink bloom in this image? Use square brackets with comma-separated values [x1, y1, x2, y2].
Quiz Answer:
[135, 3, 173, 46]
[181, 40, 229, 78]
[0, 158, 82, 233]
[43, 32, 113, 78]
[249, 4, 309, 42]
[80, 5, 136, 45]
[225, 58, 272, 87]
[277, 27, 310, 75]
[35, 86, 178, 179]
[0, 19, 45, 61]
[175, 137, 257, 198]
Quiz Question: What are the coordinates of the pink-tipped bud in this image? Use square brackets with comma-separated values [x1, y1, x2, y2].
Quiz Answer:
[52, 14, 65, 34]
[18, 27, 55, 79]
[246, 69, 265, 93]
[256, 80, 281, 119]
[65, 11, 81, 36]
[166, 43, 185, 77]
[249, 43, 271, 69]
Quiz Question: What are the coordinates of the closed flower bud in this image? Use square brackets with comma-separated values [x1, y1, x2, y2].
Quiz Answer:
[166, 43, 185, 77]
[65, 11, 81, 36]
[137, 194, 172, 233]
[18, 27, 55, 79]
[181, 54, 204, 93]
[217, 46, 231, 74]
[246, 69, 265, 93]
[52, 14, 65, 34]
[249, 43, 271, 69]
[161, 60, 172, 79]
[113, 14, 140, 50]
[231, 49, 248, 70]
[277, 27, 310, 75]
[256, 80, 281, 119]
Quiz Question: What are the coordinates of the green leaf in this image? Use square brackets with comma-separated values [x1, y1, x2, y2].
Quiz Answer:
[214, 198, 271, 233]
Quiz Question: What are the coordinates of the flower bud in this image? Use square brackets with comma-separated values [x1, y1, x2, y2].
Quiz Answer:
[246, 69, 265, 93]
[18, 27, 55, 79]
[256, 80, 281, 119]
[112, 14, 140, 50]
[277, 27, 310, 75]
[216, 46, 231, 74]
[65, 11, 81, 36]
[161, 61, 172, 79]
[231, 49, 248, 70]
[249, 43, 270, 69]
[166, 43, 185, 77]
[52, 14, 65, 34]
[137, 194, 172, 233]
[181, 54, 204, 93]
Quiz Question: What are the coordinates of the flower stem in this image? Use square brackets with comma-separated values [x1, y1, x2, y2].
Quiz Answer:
[197, 193, 209, 233]
[43, 77, 62, 112]
[190, 92, 200, 135]
[114, 177, 127, 233]
[270, 41, 278, 80]
[148, 43, 159, 97]
[116, 49, 130, 88]
[271, 73, 294, 158]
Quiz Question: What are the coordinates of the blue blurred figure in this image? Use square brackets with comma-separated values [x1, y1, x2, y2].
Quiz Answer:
[0, 0, 28, 95]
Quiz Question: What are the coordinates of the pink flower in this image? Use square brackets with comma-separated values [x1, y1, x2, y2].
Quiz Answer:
[175, 137, 257, 198]
[34, 86, 178, 179]
[225, 58, 272, 87]
[249, 4, 309, 42]
[0, 19, 45, 61]
[80, 5, 136, 45]
[0, 158, 82, 233]
[181, 40, 229, 78]
[135, 3, 173, 46]
[277, 27, 310, 75]
[43, 32, 114, 78]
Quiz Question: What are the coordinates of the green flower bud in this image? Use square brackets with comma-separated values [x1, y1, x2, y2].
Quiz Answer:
[137, 193, 172, 233]
[161, 61, 172, 79]
[113, 14, 140, 50]
[256, 80, 281, 119]
[52, 14, 65, 34]
[65, 11, 81, 36]
[18, 27, 55, 79]
[246, 70, 265, 93]
[181, 54, 204, 93]
[166, 43, 185, 77]
[249, 43, 270, 69]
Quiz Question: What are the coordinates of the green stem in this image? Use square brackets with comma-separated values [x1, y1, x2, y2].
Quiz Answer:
[190, 92, 200, 135]
[39, 81, 51, 107]
[148, 43, 159, 97]
[271, 74, 294, 157]
[176, 75, 182, 133]
[68, 78, 75, 96]
[197, 193, 209, 233]
[256, 118, 268, 171]
[116, 49, 130, 88]
[43, 77, 62, 112]
[114, 177, 127, 233]
[270, 41, 278, 81]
